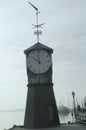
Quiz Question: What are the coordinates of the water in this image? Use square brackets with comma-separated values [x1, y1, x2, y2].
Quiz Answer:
[0, 112, 74, 130]
[0, 111, 24, 130]
[59, 113, 75, 124]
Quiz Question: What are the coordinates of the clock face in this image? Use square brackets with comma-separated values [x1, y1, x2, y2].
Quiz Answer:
[27, 50, 51, 74]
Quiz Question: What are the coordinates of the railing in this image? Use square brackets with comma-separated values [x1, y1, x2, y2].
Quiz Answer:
[76, 112, 86, 125]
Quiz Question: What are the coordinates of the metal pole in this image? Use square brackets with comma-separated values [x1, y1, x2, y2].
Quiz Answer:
[36, 10, 39, 43]
[72, 91, 76, 122]
[28, 2, 44, 43]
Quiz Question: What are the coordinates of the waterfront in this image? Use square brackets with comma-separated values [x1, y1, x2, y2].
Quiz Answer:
[59, 113, 74, 124]
[0, 111, 73, 130]
[0, 111, 24, 130]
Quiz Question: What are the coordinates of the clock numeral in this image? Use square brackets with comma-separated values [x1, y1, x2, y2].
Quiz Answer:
[47, 60, 51, 62]
[39, 70, 40, 74]
[29, 65, 32, 69]
[33, 69, 36, 72]
[47, 65, 50, 68]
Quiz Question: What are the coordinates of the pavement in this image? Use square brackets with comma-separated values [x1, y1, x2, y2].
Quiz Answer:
[56, 123, 86, 129]
[42, 124, 86, 130]
[8, 123, 86, 130]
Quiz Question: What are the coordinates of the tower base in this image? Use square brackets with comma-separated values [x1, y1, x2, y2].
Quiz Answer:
[24, 84, 60, 128]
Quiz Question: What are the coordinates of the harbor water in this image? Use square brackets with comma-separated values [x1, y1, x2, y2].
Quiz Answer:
[0, 111, 24, 130]
[59, 113, 75, 123]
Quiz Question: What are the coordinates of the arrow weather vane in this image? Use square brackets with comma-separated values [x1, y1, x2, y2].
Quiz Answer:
[28, 2, 44, 43]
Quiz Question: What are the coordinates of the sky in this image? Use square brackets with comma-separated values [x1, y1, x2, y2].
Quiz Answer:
[0, 0, 86, 114]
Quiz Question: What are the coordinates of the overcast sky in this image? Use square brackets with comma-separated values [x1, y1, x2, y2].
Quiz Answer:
[0, 0, 86, 114]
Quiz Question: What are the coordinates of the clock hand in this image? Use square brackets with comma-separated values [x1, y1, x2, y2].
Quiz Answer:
[37, 51, 41, 64]
[28, 55, 40, 63]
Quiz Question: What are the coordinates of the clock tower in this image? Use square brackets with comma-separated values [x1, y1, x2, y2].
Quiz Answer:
[24, 2, 60, 128]
[24, 42, 60, 128]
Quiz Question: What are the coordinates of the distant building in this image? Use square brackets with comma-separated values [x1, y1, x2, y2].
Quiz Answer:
[84, 96, 86, 110]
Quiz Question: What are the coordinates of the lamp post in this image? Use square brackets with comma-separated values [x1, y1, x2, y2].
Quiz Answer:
[72, 91, 76, 122]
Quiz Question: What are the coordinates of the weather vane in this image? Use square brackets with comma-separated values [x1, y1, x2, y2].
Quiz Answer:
[28, 2, 44, 43]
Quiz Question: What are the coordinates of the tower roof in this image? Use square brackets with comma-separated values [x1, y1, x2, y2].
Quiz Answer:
[24, 42, 53, 55]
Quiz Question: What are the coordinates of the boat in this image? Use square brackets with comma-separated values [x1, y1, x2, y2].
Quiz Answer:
[76, 97, 86, 123]
[58, 105, 70, 115]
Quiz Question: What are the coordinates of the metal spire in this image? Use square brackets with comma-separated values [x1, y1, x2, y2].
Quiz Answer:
[28, 2, 44, 43]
